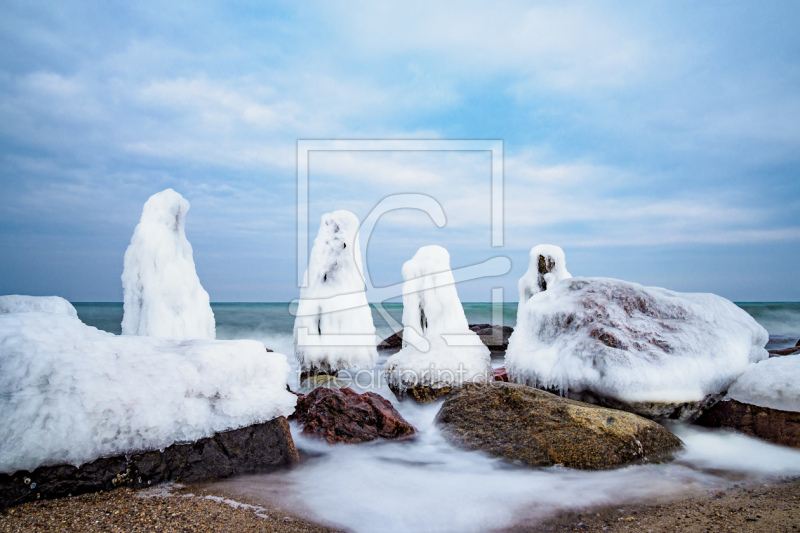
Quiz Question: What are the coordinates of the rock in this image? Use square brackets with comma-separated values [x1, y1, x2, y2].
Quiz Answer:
[378, 324, 514, 356]
[770, 346, 800, 357]
[435, 382, 683, 470]
[389, 383, 454, 404]
[290, 387, 416, 443]
[506, 277, 768, 422]
[695, 399, 800, 449]
[297, 374, 350, 393]
[493, 367, 509, 382]
[0, 417, 298, 510]
[797, 339, 800, 347]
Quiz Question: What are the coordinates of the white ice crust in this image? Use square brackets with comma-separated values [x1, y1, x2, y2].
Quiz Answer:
[0, 295, 78, 317]
[518, 244, 572, 309]
[727, 356, 800, 412]
[294, 210, 377, 373]
[121, 189, 215, 339]
[506, 277, 769, 404]
[384, 245, 491, 390]
[0, 312, 296, 474]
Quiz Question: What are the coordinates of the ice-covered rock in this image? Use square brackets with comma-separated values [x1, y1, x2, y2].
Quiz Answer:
[505, 277, 769, 420]
[0, 312, 296, 474]
[518, 244, 572, 310]
[294, 210, 377, 375]
[384, 245, 492, 402]
[0, 295, 77, 317]
[727, 356, 800, 412]
[121, 189, 215, 339]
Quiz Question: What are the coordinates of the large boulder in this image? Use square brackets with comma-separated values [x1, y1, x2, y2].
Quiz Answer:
[0, 417, 298, 510]
[506, 277, 768, 421]
[378, 324, 514, 356]
[290, 387, 416, 444]
[435, 383, 682, 470]
[696, 355, 800, 448]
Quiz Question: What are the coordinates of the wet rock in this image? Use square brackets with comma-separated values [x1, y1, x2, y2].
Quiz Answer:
[493, 367, 509, 382]
[769, 346, 800, 357]
[378, 324, 514, 356]
[389, 383, 454, 404]
[291, 387, 416, 444]
[435, 382, 683, 470]
[297, 374, 350, 393]
[695, 399, 800, 448]
[0, 417, 298, 510]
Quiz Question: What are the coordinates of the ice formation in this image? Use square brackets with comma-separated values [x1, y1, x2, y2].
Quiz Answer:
[0, 311, 296, 474]
[384, 245, 492, 390]
[294, 210, 377, 374]
[0, 295, 77, 317]
[727, 356, 800, 412]
[505, 277, 769, 408]
[518, 244, 572, 309]
[121, 189, 215, 339]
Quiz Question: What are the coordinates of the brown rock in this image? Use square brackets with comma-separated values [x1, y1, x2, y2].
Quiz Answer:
[493, 367, 509, 382]
[389, 383, 454, 404]
[769, 346, 800, 357]
[0, 417, 298, 510]
[435, 382, 683, 470]
[291, 387, 416, 444]
[378, 324, 514, 356]
[695, 399, 800, 448]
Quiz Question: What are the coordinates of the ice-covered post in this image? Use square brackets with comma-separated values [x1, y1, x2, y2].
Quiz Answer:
[384, 245, 492, 402]
[294, 210, 377, 378]
[518, 244, 572, 309]
[121, 189, 215, 339]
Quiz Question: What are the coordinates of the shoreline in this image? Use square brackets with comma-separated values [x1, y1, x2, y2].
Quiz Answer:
[3, 476, 799, 532]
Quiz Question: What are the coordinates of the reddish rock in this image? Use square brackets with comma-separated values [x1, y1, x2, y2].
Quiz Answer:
[770, 346, 800, 357]
[695, 399, 800, 449]
[290, 387, 416, 444]
[493, 367, 509, 382]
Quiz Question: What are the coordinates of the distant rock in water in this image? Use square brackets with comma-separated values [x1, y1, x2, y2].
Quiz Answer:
[769, 346, 800, 357]
[517, 244, 572, 308]
[0, 417, 298, 510]
[378, 323, 513, 356]
[435, 383, 683, 470]
[291, 387, 416, 444]
[506, 277, 769, 421]
[121, 189, 215, 339]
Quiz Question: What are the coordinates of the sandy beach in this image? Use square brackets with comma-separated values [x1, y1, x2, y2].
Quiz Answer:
[2, 476, 799, 532]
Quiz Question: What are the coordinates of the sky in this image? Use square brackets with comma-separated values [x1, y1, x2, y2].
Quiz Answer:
[1, 1, 799, 302]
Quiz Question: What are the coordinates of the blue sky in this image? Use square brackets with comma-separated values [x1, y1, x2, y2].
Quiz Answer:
[1, 1, 798, 302]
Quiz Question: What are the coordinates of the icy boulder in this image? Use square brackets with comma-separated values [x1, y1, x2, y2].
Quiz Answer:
[505, 277, 769, 420]
[294, 210, 377, 375]
[121, 189, 215, 339]
[0, 311, 296, 474]
[0, 295, 77, 317]
[727, 356, 800, 412]
[518, 244, 572, 310]
[384, 245, 492, 402]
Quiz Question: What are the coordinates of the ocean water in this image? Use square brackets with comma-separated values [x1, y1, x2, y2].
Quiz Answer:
[71, 301, 800, 532]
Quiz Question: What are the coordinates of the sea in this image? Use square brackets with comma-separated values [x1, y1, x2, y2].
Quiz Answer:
[73, 301, 800, 533]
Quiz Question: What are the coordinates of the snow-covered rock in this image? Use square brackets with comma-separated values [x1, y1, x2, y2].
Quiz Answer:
[294, 210, 377, 375]
[0, 295, 77, 317]
[121, 189, 215, 339]
[384, 246, 492, 401]
[727, 356, 800, 412]
[505, 277, 768, 420]
[0, 312, 296, 474]
[517, 244, 571, 310]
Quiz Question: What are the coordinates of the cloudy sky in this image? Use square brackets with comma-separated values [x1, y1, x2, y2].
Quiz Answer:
[1, 1, 798, 302]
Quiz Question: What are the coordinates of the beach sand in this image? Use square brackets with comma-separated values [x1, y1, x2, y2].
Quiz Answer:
[2, 477, 799, 532]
